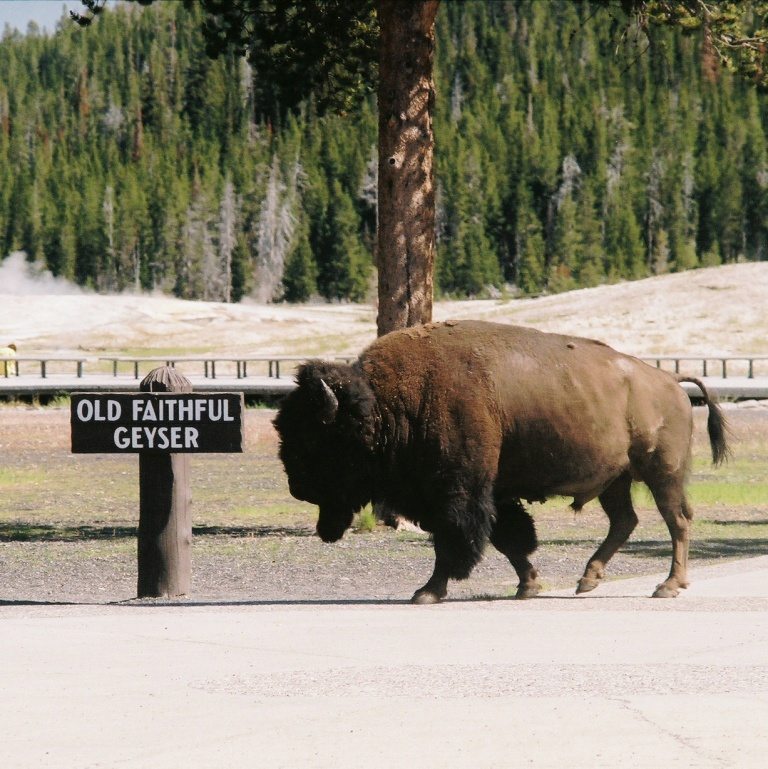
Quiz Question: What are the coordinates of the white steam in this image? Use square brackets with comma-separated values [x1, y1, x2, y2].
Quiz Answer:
[0, 252, 86, 295]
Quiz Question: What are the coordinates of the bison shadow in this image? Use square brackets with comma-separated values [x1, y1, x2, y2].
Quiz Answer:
[620, 537, 768, 559]
[3, 524, 767, 563]
[0, 522, 316, 542]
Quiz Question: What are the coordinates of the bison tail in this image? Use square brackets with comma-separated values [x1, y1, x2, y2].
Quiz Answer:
[678, 376, 730, 466]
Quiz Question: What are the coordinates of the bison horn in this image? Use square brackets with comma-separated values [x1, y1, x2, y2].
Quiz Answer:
[319, 378, 338, 424]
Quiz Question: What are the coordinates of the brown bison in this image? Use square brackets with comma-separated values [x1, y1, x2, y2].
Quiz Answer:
[273, 320, 728, 603]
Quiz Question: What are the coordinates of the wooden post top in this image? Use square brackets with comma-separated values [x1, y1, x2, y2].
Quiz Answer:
[140, 366, 193, 393]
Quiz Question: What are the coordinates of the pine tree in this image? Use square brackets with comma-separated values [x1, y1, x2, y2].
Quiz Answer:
[283, 215, 318, 302]
[177, 171, 214, 299]
[317, 181, 371, 301]
[549, 193, 580, 293]
[604, 191, 646, 280]
[514, 183, 546, 295]
[214, 176, 237, 302]
[576, 181, 605, 287]
[741, 91, 768, 260]
[253, 155, 297, 302]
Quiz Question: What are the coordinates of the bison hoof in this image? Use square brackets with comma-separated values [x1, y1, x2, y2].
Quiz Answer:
[576, 577, 600, 594]
[652, 582, 680, 598]
[515, 582, 541, 600]
[411, 590, 443, 605]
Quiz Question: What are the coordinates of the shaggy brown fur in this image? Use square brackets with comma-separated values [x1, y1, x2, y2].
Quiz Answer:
[273, 320, 728, 603]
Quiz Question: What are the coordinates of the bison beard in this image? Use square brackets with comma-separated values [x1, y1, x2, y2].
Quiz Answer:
[273, 320, 729, 603]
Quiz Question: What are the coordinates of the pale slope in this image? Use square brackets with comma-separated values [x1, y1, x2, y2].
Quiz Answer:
[1, 262, 766, 358]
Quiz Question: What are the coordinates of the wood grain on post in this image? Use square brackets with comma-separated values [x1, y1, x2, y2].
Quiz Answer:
[137, 366, 193, 598]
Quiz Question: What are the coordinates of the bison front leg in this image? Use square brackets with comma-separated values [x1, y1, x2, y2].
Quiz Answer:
[411, 561, 450, 604]
[411, 503, 491, 604]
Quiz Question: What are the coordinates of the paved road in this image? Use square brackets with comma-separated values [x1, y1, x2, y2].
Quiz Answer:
[2, 556, 767, 769]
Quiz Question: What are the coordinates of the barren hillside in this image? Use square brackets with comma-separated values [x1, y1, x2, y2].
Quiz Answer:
[1, 258, 766, 358]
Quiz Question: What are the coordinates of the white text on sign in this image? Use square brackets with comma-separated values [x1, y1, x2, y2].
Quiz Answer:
[114, 425, 200, 450]
[75, 397, 236, 423]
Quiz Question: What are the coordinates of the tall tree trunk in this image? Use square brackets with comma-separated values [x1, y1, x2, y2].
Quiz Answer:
[376, 0, 439, 337]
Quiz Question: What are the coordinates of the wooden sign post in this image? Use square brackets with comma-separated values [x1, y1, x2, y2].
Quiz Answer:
[70, 366, 244, 598]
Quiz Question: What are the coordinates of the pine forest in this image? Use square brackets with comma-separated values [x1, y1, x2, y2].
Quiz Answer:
[0, 0, 766, 303]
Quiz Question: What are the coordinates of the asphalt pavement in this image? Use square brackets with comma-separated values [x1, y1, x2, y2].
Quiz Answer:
[2, 556, 768, 769]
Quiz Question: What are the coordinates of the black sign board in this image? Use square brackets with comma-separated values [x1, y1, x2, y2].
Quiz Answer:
[71, 392, 244, 453]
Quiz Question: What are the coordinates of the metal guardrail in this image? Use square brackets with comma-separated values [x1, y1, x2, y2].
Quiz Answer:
[3, 353, 768, 384]
[641, 356, 768, 379]
[2, 356, 88, 378]
[97, 355, 354, 380]
[1, 355, 355, 381]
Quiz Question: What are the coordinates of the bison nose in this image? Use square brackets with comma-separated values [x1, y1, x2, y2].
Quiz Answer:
[316, 508, 353, 543]
[316, 522, 343, 543]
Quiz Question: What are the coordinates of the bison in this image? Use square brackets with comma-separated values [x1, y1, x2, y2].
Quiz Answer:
[273, 320, 728, 603]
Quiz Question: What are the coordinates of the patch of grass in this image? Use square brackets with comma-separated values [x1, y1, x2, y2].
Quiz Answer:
[632, 481, 768, 509]
[44, 394, 72, 409]
[223, 503, 311, 519]
[194, 503, 315, 530]
[0, 468, 46, 487]
[691, 517, 768, 540]
[278, 333, 365, 357]
[353, 505, 377, 533]
[691, 482, 768, 508]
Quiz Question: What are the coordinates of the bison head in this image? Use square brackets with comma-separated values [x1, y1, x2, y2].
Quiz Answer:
[273, 361, 377, 542]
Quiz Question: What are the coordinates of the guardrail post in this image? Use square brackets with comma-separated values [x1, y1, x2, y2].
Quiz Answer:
[137, 366, 193, 598]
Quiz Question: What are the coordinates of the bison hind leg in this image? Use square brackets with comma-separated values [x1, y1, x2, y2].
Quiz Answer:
[577, 473, 637, 594]
[490, 498, 542, 600]
[648, 483, 693, 598]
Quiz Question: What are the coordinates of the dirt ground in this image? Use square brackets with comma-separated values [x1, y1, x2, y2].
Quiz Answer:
[1, 401, 767, 605]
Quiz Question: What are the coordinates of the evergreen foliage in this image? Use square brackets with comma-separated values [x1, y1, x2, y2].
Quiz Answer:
[1, 0, 766, 302]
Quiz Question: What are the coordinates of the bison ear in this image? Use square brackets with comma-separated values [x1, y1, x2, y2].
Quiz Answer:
[318, 378, 338, 424]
